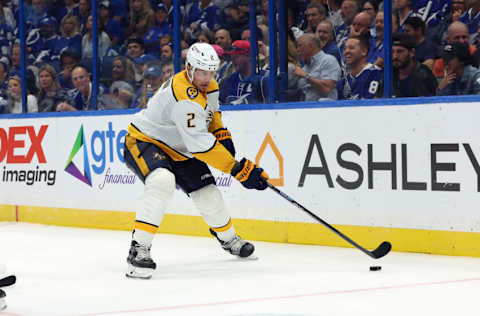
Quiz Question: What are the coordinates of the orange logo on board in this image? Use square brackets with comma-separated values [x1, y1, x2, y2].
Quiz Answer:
[255, 132, 283, 186]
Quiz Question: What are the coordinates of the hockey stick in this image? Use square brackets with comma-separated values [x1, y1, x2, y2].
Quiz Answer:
[266, 183, 392, 259]
[0, 275, 16, 287]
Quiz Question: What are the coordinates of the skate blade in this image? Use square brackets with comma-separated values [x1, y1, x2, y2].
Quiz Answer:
[0, 298, 6, 311]
[126, 264, 154, 279]
[238, 254, 258, 261]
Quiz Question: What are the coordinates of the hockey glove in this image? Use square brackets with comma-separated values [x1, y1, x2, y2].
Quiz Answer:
[231, 158, 269, 190]
[213, 128, 235, 157]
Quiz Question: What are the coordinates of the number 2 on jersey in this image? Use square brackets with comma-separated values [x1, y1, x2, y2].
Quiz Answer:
[187, 113, 196, 128]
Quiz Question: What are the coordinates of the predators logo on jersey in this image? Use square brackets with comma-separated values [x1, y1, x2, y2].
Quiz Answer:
[186, 87, 199, 99]
[171, 71, 219, 109]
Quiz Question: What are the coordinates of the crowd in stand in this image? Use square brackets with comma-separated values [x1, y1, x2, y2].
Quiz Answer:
[1, 0, 480, 113]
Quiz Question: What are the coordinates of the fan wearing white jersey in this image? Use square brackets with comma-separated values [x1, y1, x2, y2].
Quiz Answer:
[123, 43, 269, 279]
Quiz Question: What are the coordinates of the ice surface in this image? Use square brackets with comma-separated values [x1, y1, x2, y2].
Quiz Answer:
[0, 222, 479, 316]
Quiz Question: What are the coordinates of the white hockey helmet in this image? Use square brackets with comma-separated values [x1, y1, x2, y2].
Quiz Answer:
[185, 43, 220, 82]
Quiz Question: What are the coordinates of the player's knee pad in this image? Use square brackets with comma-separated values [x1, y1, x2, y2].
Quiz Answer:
[190, 184, 229, 227]
[137, 168, 175, 225]
[144, 168, 176, 199]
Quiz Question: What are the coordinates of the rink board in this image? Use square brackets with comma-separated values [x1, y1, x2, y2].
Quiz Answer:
[1, 101, 480, 256]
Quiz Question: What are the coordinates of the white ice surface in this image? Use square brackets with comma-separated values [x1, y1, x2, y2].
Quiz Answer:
[0, 222, 479, 316]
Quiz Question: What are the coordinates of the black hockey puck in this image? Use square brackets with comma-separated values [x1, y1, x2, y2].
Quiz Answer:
[369, 265, 382, 271]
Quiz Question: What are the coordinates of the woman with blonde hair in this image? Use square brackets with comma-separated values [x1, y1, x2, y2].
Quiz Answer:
[7, 75, 38, 113]
[37, 65, 68, 112]
[111, 56, 136, 87]
[58, 14, 82, 55]
[127, 0, 155, 38]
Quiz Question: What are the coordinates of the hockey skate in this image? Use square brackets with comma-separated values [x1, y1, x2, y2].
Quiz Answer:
[209, 229, 256, 259]
[126, 240, 156, 279]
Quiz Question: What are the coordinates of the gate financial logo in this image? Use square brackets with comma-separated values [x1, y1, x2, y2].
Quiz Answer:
[65, 123, 136, 189]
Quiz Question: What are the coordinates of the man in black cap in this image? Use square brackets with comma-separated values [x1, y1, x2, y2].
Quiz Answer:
[378, 32, 437, 97]
[437, 42, 480, 95]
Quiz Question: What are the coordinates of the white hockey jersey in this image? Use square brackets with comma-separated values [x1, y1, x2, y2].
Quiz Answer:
[129, 70, 236, 174]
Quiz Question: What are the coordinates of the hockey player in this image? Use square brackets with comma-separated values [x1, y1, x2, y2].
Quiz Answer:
[123, 42, 269, 279]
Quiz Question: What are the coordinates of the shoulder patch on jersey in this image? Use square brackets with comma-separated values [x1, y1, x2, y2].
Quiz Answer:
[171, 70, 213, 109]
[186, 86, 199, 99]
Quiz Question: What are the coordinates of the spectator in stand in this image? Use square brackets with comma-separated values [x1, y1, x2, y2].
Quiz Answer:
[427, 0, 467, 45]
[100, 80, 134, 109]
[369, 8, 400, 68]
[324, 0, 342, 28]
[404, 16, 440, 70]
[143, 3, 172, 55]
[36, 64, 68, 112]
[78, 0, 91, 29]
[304, 3, 326, 33]
[131, 63, 163, 108]
[413, 0, 450, 28]
[184, 0, 221, 42]
[0, 61, 8, 99]
[127, 0, 155, 38]
[459, 0, 480, 35]
[378, 32, 437, 97]
[9, 44, 38, 96]
[346, 11, 376, 62]
[39, 16, 59, 51]
[57, 64, 104, 111]
[212, 44, 227, 84]
[316, 20, 341, 63]
[394, 0, 414, 32]
[335, 0, 359, 49]
[160, 34, 174, 48]
[219, 40, 269, 104]
[437, 42, 480, 95]
[26, 0, 49, 30]
[125, 37, 154, 61]
[362, 1, 378, 21]
[222, 0, 249, 40]
[54, 0, 79, 24]
[0, 0, 16, 30]
[215, 29, 232, 51]
[160, 43, 173, 64]
[58, 49, 80, 89]
[0, 11, 14, 60]
[240, 25, 269, 68]
[99, 1, 124, 48]
[7, 75, 38, 113]
[215, 29, 234, 86]
[82, 15, 112, 60]
[336, 35, 382, 100]
[432, 21, 477, 78]
[161, 61, 174, 82]
[361, 0, 378, 37]
[109, 0, 128, 25]
[198, 30, 215, 44]
[57, 14, 82, 56]
[0, 0, 15, 56]
[295, 34, 340, 101]
[111, 56, 136, 88]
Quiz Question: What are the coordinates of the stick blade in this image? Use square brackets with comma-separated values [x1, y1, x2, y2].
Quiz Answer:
[371, 241, 392, 259]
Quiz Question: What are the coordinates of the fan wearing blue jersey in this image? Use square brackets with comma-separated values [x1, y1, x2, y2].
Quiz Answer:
[336, 35, 382, 100]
